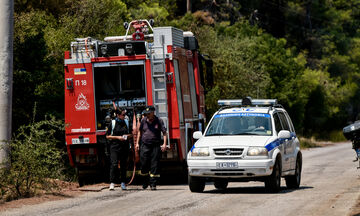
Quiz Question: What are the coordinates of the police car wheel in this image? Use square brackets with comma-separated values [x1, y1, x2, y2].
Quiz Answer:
[265, 157, 281, 193]
[188, 175, 205, 193]
[285, 154, 302, 189]
[214, 179, 228, 190]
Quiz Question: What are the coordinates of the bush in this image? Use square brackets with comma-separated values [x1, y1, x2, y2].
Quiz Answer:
[0, 116, 65, 201]
[328, 130, 347, 142]
[299, 137, 320, 149]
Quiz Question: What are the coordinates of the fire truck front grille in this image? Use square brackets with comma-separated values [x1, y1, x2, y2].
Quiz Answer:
[214, 148, 244, 156]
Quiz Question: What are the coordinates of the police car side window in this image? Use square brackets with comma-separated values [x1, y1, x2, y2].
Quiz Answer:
[273, 113, 282, 134]
[278, 112, 291, 131]
[284, 112, 295, 132]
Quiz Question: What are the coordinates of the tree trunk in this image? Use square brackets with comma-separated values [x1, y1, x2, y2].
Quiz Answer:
[187, 0, 191, 13]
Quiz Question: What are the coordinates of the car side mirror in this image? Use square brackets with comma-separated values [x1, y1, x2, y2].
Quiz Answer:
[278, 130, 291, 139]
[193, 131, 203, 139]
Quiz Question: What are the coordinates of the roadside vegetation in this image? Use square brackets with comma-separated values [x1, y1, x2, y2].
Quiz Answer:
[4, 0, 358, 201]
[0, 111, 72, 202]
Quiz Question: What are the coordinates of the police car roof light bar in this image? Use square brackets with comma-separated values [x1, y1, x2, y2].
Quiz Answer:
[217, 99, 278, 107]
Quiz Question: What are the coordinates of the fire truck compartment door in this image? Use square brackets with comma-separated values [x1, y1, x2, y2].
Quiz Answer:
[65, 63, 96, 135]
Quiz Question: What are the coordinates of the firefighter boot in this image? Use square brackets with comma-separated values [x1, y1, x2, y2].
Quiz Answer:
[150, 174, 159, 190]
[142, 174, 149, 189]
[150, 185, 157, 190]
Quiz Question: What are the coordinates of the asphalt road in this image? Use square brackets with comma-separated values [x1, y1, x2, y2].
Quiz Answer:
[1, 142, 360, 216]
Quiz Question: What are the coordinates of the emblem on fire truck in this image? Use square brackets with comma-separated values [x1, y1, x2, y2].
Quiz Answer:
[75, 93, 90, 111]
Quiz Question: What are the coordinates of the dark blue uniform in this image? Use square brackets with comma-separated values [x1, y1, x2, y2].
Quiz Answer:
[139, 116, 166, 188]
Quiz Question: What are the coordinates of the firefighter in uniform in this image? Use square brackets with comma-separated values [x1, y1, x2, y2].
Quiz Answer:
[135, 106, 167, 190]
[106, 108, 132, 191]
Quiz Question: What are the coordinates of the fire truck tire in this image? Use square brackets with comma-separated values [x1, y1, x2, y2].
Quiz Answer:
[188, 175, 205, 193]
[78, 177, 85, 187]
[264, 156, 281, 193]
[76, 168, 85, 187]
[285, 153, 302, 189]
[214, 179, 228, 190]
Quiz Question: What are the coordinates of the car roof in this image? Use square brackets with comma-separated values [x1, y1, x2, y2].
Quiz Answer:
[217, 106, 285, 115]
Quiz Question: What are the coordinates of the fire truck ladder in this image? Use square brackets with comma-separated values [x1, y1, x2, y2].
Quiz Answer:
[150, 36, 170, 147]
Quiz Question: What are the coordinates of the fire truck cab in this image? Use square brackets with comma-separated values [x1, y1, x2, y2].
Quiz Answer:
[64, 20, 212, 185]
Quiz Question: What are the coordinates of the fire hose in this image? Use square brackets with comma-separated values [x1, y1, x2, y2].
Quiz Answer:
[127, 110, 141, 185]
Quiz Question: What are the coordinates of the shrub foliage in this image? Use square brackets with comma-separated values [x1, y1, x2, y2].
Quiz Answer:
[0, 116, 64, 201]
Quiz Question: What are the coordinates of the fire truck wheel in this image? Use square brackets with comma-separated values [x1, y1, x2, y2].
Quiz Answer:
[285, 153, 302, 189]
[188, 175, 205, 193]
[76, 168, 85, 187]
[264, 156, 281, 193]
[78, 178, 85, 187]
[214, 179, 228, 190]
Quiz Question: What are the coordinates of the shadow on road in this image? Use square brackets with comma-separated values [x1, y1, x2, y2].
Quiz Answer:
[203, 186, 313, 194]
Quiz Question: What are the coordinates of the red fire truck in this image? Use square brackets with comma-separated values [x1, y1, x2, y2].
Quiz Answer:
[64, 20, 213, 185]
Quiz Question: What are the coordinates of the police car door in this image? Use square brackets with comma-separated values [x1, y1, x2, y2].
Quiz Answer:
[284, 111, 297, 170]
[273, 112, 289, 171]
[278, 111, 293, 172]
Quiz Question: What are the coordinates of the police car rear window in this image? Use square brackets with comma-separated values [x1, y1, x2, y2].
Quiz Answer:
[206, 113, 272, 136]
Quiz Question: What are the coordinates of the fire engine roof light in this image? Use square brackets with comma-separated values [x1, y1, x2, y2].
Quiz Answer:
[217, 98, 278, 107]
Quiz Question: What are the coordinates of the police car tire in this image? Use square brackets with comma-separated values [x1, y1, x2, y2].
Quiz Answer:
[188, 175, 205, 192]
[265, 157, 281, 193]
[285, 154, 302, 189]
[214, 179, 228, 190]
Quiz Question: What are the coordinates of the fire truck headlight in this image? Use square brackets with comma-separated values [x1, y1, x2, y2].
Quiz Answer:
[191, 147, 209, 157]
[247, 147, 268, 156]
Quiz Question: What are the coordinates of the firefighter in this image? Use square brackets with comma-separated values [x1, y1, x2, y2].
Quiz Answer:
[135, 106, 167, 190]
[106, 108, 132, 191]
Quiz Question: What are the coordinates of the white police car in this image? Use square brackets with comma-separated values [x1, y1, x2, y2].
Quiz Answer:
[187, 98, 302, 193]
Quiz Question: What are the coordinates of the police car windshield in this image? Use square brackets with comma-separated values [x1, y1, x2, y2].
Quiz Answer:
[205, 113, 272, 136]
